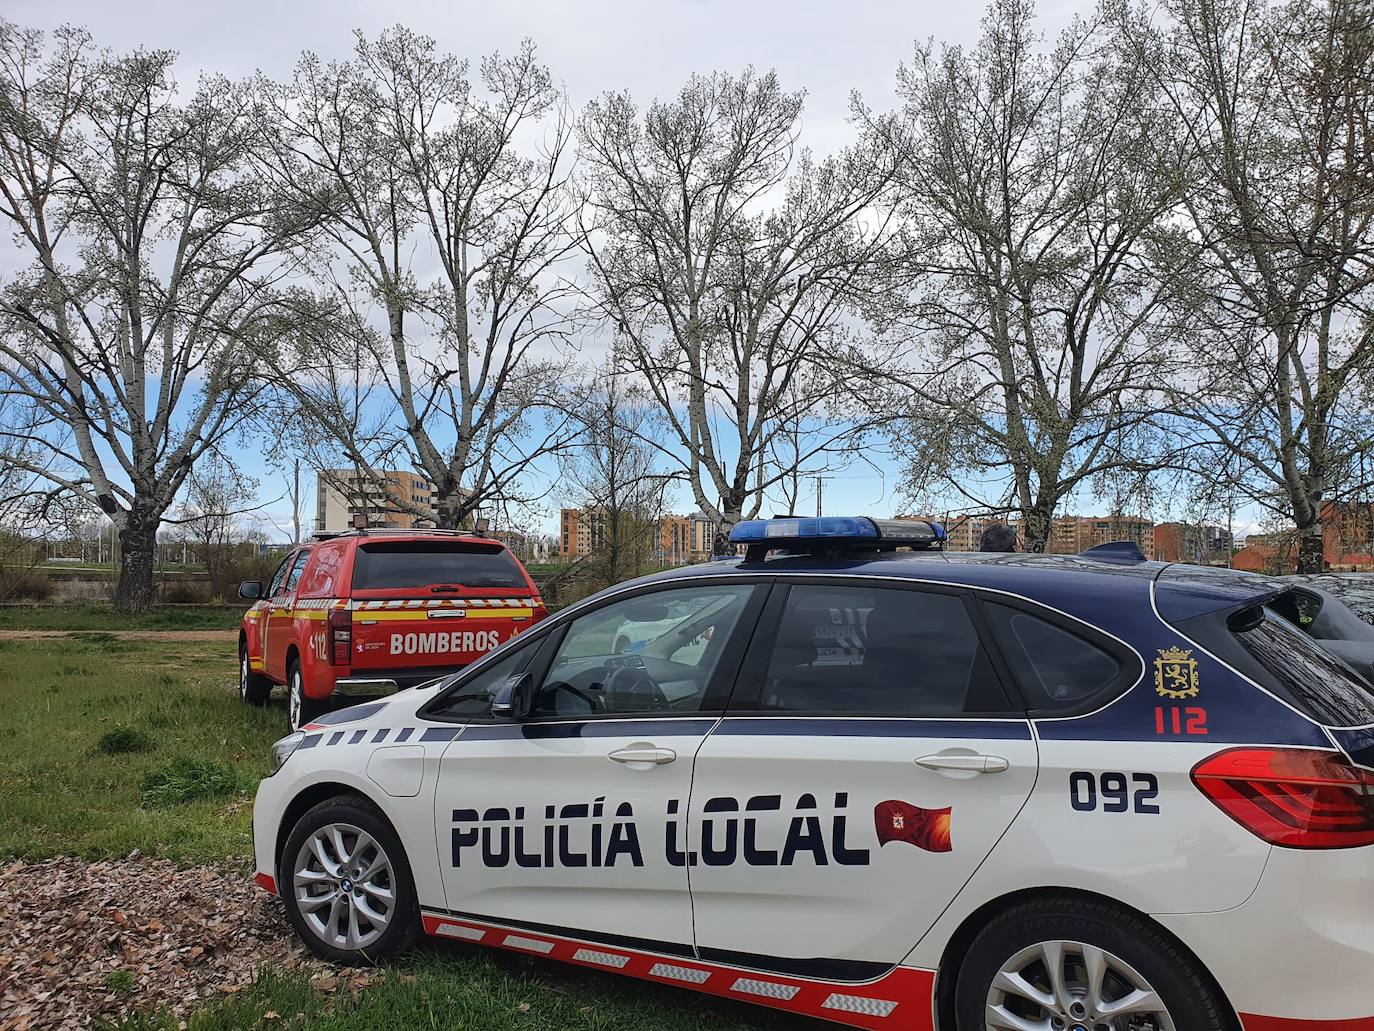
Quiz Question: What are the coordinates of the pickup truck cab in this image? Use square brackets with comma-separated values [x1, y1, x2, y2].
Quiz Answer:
[238, 529, 546, 730]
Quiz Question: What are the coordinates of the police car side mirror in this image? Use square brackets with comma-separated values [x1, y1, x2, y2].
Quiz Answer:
[238, 581, 263, 600]
[491, 672, 535, 721]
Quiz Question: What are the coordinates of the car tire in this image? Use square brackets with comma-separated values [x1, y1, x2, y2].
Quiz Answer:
[286, 659, 327, 732]
[279, 795, 418, 965]
[239, 645, 272, 707]
[955, 896, 1229, 1031]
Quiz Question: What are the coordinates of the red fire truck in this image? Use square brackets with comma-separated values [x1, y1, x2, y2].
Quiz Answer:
[237, 529, 547, 729]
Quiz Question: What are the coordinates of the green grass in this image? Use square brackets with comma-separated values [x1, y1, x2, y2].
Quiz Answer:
[141, 756, 253, 808]
[0, 603, 244, 631]
[0, 635, 279, 863]
[98, 725, 157, 755]
[112, 952, 814, 1031]
[104, 969, 136, 994]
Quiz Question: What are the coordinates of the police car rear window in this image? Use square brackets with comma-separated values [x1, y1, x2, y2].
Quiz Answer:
[984, 603, 1127, 712]
[1234, 610, 1374, 728]
[352, 542, 526, 592]
[753, 585, 1009, 716]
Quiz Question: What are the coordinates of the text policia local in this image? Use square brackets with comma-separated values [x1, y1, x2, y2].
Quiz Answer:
[450, 792, 880, 870]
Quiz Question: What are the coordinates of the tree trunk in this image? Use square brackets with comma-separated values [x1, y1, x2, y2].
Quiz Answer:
[114, 515, 159, 614]
[1020, 500, 1056, 554]
[1296, 521, 1325, 574]
[434, 482, 466, 530]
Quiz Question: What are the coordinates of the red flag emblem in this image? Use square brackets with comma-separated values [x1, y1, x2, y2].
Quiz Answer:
[873, 800, 952, 852]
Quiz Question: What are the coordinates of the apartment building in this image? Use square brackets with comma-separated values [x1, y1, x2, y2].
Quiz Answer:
[316, 469, 437, 532]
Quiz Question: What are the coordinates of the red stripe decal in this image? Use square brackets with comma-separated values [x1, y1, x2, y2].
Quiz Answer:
[254, 872, 277, 895]
[420, 913, 933, 1029]
[1242, 1018, 1374, 1031]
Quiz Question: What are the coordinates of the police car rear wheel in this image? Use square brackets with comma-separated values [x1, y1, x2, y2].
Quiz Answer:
[956, 897, 1227, 1031]
[281, 796, 417, 964]
[239, 647, 271, 707]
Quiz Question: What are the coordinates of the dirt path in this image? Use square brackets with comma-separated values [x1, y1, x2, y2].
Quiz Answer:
[0, 629, 236, 642]
[0, 855, 332, 1029]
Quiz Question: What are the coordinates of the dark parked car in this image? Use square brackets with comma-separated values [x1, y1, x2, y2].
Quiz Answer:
[1280, 573, 1374, 681]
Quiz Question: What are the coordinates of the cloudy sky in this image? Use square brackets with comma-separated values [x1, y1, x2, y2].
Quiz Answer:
[12, 0, 1230, 541]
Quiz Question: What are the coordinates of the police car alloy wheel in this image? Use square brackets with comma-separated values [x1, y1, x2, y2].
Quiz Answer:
[280, 797, 417, 964]
[956, 898, 1225, 1031]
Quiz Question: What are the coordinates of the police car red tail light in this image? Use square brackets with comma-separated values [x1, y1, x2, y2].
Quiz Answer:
[1191, 747, 1374, 849]
[328, 607, 351, 665]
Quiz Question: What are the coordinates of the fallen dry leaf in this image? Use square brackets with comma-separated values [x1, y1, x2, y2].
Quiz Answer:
[0, 856, 331, 1029]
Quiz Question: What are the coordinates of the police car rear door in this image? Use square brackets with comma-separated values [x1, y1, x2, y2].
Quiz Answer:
[686, 579, 1037, 977]
[430, 578, 768, 953]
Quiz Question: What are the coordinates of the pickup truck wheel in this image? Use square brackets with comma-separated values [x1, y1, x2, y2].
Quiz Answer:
[287, 660, 327, 731]
[239, 646, 272, 707]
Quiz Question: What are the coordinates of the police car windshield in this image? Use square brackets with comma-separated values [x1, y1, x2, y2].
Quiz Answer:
[352, 541, 526, 591]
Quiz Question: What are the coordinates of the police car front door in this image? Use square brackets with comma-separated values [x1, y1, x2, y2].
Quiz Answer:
[687, 581, 1037, 977]
[432, 581, 765, 952]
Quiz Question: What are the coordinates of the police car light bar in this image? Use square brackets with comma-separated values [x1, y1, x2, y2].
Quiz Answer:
[729, 516, 945, 561]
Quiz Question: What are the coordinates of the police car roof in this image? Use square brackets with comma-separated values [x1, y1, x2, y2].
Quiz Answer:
[625, 550, 1280, 625]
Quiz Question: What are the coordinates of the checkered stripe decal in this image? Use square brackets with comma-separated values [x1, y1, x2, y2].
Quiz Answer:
[649, 962, 711, 984]
[418, 913, 933, 1029]
[571, 948, 630, 969]
[293, 597, 346, 610]
[296, 726, 457, 748]
[822, 993, 900, 1017]
[731, 978, 799, 1000]
[351, 598, 538, 610]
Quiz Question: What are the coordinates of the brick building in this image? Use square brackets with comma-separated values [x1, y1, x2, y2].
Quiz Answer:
[316, 469, 436, 532]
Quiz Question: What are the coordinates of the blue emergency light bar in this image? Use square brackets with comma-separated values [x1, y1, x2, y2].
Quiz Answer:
[729, 516, 945, 561]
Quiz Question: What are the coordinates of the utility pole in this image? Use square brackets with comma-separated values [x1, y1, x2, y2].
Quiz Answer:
[814, 475, 832, 518]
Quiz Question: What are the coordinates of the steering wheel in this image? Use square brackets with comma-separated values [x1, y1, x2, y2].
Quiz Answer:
[536, 682, 602, 716]
[603, 664, 668, 713]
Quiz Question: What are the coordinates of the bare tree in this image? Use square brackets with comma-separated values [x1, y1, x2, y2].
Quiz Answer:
[0, 23, 311, 610]
[580, 70, 900, 552]
[1156, 0, 1374, 572]
[854, 0, 1192, 551]
[167, 457, 260, 596]
[559, 365, 672, 587]
[262, 29, 584, 529]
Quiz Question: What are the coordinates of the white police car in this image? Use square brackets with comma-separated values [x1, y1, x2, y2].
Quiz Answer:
[252, 517, 1374, 1030]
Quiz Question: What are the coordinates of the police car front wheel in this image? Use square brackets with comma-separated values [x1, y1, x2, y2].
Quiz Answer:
[280, 796, 418, 964]
[955, 897, 1228, 1031]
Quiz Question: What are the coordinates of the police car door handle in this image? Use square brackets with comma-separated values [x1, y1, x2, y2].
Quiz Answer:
[915, 754, 1009, 774]
[607, 746, 677, 766]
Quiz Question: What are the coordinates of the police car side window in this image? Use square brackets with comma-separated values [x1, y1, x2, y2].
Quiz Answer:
[984, 603, 1123, 710]
[427, 648, 529, 721]
[531, 585, 754, 718]
[756, 585, 1000, 716]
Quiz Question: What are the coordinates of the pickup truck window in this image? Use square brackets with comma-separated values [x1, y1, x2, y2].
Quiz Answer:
[352, 542, 526, 591]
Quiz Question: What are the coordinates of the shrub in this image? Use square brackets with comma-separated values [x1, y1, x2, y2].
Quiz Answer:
[0, 568, 52, 601]
[162, 582, 211, 604]
[97, 726, 155, 755]
[140, 757, 246, 808]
